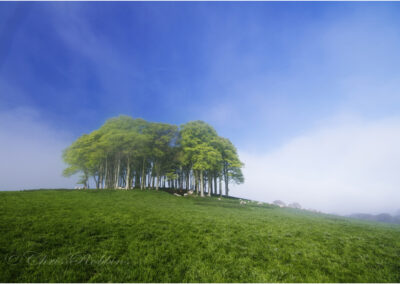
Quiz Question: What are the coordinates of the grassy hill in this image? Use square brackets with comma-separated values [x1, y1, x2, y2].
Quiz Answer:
[0, 189, 399, 282]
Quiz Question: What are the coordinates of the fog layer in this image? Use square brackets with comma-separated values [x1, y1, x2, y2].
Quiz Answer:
[0, 107, 78, 190]
[231, 115, 400, 215]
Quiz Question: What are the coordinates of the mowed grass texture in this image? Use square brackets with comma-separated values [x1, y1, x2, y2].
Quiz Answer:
[0, 189, 399, 282]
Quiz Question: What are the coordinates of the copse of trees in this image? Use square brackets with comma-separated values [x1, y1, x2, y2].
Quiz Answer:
[63, 115, 244, 196]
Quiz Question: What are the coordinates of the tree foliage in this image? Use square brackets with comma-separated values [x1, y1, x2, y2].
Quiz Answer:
[63, 115, 244, 195]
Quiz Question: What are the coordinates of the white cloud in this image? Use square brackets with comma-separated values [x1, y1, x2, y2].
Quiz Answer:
[231, 115, 400, 215]
[0, 107, 78, 190]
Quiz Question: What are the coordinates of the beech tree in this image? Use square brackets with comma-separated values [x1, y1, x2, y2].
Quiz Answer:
[63, 115, 244, 196]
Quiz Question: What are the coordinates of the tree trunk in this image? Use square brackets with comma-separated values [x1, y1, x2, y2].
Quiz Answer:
[200, 170, 204, 197]
[214, 175, 217, 196]
[104, 159, 108, 189]
[219, 176, 222, 196]
[115, 158, 120, 189]
[186, 171, 189, 191]
[141, 158, 145, 190]
[156, 164, 160, 190]
[98, 167, 102, 189]
[84, 171, 89, 189]
[225, 174, 229, 196]
[99, 173, 102, 189]
[135, 171, 139, 188]
[125, 157, 130, 190]
[95, 175, 100, 189]
[195, 171, 199, 194]
[208, 173, 211, 197]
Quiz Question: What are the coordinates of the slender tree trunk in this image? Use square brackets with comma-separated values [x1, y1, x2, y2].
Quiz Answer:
[208, 173, 211, 197]
[195, 171, 199, 194]
[185, 171, 189, 191]
[204, 173, 207, 195]
[99, 173, 102, 189]
[104, 159, 108, 189]
[109, 162, 113, 189]
[219, 176, 222, 196]
[200, 170, 204, 197]
[156, 164, 160, 190]
[125, 157, 130, 190]
[141, 158, 145, 190]
[84, 171, 89, 189]
[214, 175, 217, 196]
[210, 176, 212, 195]
[134, 171, 138, 188]
[95, 175, 100, 189]
[115, 158, 120, 189]
[99, 165, 103, 189]
[225, 174, 229, 196]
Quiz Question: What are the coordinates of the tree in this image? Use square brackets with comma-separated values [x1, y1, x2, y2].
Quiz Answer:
[62, 116, 244, 196]
[146, 122, 178, 190]
[215, 137, 244, 196]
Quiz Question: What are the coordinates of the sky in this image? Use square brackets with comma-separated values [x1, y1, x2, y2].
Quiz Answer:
[1, 2, 400, 215]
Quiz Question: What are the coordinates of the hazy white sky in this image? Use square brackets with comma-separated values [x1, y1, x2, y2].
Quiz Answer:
[0, 107, 78, 190]
[231, 114, 400, 215]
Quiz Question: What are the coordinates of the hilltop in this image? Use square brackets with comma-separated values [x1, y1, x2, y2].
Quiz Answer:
[0, 189, 399, 282]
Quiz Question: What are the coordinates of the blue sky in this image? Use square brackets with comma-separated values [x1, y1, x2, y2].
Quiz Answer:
[1, 2, 400, 214]
[3, 1, 399, 150]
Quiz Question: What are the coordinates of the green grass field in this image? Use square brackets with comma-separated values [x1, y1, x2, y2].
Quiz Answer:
[0, 189, 399, 282]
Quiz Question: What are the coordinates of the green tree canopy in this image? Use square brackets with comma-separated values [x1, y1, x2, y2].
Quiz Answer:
[63, 115, 244, 195]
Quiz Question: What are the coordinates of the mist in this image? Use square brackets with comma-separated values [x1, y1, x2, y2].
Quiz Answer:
[231, 114, 400, 215]
[0, 107, 78, 190]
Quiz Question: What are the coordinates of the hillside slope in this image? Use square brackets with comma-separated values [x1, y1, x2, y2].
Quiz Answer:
[0, 189, 399, 282]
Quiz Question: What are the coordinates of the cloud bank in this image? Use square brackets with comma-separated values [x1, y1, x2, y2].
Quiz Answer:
[0, 107, 78, 190]
[231, 115, 400, 215]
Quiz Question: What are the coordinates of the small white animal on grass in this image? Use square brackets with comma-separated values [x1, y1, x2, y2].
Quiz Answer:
[240, 200, 247, 205]
[188, 190, 194, 195]
[174, 193, 181, 197]
[184, 193, 188, 196]
[218, 198, 221, 200]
